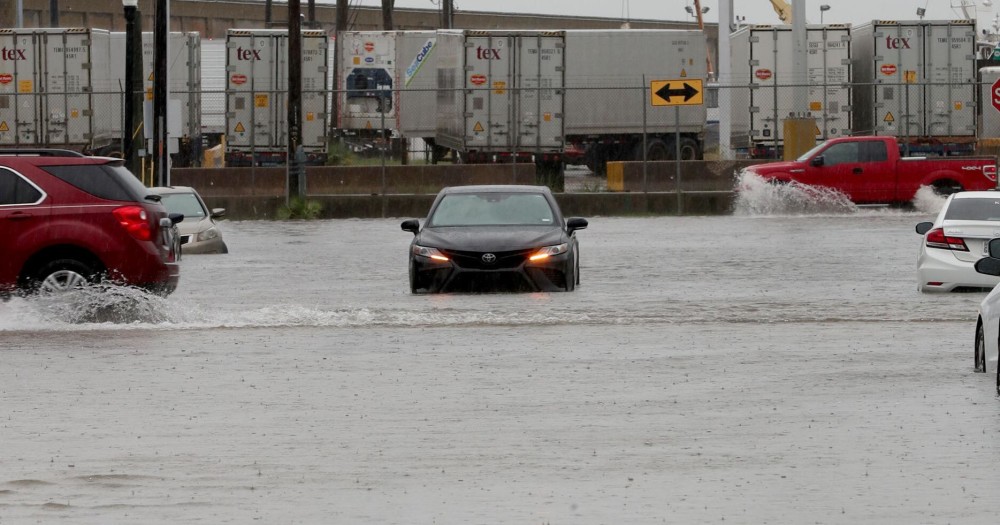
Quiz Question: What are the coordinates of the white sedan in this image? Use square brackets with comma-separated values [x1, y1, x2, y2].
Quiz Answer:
[973, 244, 1000, 396]
[915, 191, 1000, 292]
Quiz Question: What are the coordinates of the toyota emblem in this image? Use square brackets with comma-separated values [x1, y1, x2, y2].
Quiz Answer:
[481, 253, 497, 264]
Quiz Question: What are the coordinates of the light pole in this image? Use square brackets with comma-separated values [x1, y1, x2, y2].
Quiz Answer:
[684, 5, 709, 20]
[820, 4, 830, 24]
[122, 0, 143, 178]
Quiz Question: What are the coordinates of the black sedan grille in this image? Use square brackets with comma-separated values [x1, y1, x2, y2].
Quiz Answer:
[442, 248, 534, 270]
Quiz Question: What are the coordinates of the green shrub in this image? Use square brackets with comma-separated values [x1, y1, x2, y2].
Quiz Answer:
[326, 139, 356, 166]
[278, 197, 323, 220]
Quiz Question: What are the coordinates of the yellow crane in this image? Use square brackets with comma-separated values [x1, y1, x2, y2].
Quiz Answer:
[769, 0, 792, 22]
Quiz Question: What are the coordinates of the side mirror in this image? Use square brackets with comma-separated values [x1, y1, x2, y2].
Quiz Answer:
[567, 217, 588, 235]
[169, 213, 184, 225]
[975, 255, 1000, 276]
[210, 208, 227, 219]
[401, 219, 420, 234]
[915, 221, 933, 235]
[989, 237, 1000, 258]
[810, 155, 825, 167]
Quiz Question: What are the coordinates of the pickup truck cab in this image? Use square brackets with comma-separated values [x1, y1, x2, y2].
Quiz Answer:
[742, 136, 998, 205]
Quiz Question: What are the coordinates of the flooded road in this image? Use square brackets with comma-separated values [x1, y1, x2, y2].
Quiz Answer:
[2, 188, 999, 523]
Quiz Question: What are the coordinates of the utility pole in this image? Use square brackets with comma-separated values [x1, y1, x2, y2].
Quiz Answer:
[265, 0, 272, 27]
[288, 0, 304, 199]
[382, 0, 394, 30]
[308, 0, 317, 28]
[382, 0, 405, 164]
[50, 0, 59, 26]
[153, 0, 169, 186]
[719, 0, 733, 160]
[123, 0, 143, 178]
[330, 0, 349, 141]
[441, 0, 453, 29]
[0, 2, 16, 28]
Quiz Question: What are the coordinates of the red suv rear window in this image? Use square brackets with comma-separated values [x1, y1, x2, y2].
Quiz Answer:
[41, 164, 147, 202]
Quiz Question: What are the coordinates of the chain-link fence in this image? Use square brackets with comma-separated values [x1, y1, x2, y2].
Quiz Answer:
[2, 79, 995, 190]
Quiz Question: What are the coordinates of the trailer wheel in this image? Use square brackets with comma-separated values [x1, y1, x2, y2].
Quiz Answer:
[678, 137, 701, 160]
[637, 139, 670, 161]
[585, 144, 608, 176]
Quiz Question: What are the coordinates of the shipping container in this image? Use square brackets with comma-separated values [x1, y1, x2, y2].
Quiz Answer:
[110, 32, 202, 148]
[225, 29, 329, 166]
[396, 30, 439, 140]
[436, 29, 566, 157]
[336, 31, 397, 132]
[200, 37, 226, 135]
[729, 24, 852, 156]
[852, 20, 977, 147]
[0, 28, 114, 151]
[435, 29, 707, 175]
[563, 30, 707, 137]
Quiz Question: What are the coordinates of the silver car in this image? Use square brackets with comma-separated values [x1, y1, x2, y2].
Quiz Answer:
[152, 186, 229, 254]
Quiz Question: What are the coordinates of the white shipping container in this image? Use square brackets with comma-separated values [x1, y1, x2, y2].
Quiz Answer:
[0, 28, 113, 149]
[200, 38, 227, 134]
[225, 29, 329, 155]
[563, 29, 707, 136]
[337, 31, 397, 131]
[852, 20, 977, 139]
[436, 30, 565, 154]
[396, 30, 438, 139]
[110, 31, 202, 141]
[729, 25, 851, 151]
[981, 67, 1000, 138]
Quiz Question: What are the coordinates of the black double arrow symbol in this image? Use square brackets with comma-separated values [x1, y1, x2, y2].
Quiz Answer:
[655, 82, 699, 102]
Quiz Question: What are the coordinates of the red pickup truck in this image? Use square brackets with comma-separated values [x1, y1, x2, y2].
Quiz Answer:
[742, 136, 998, 205]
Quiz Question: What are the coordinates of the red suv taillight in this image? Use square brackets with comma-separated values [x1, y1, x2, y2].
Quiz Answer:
[925, 227, 969, 251]
[113, 205, 153, 241]
[984, 165, 997, 182]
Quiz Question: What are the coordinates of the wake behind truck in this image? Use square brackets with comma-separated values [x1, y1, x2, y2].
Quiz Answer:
[435, 29, 708, 178]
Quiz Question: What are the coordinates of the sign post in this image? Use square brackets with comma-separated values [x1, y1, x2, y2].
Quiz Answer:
[650, 79, 704, 215]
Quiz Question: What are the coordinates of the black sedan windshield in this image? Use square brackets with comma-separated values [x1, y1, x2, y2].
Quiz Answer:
[428, 193, 555, 227]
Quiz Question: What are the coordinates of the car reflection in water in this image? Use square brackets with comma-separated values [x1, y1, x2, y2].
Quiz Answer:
[402, 185, 587, 293]
[153, 186, 229, 254]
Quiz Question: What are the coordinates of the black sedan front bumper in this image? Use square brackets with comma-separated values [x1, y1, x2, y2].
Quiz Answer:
[410, 248, 571, 293]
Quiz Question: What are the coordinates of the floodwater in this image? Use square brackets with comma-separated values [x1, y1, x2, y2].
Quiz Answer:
[1, 180, 998, 524]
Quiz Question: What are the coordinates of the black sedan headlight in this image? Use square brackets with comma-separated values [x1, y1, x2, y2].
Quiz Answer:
[528, 243, 568, 262]
[412, 244, 450, 262]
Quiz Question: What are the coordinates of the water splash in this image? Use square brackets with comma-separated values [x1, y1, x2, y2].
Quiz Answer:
[4, 284, 174, 326]
[911, 185, 947, 215]
[732, 171, 858, 216]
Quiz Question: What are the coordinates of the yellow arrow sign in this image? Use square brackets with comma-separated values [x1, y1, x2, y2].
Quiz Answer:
[651, 79, 704, 107]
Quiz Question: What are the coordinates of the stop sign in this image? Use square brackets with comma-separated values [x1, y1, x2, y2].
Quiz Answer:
[993, 78, 1000, 113]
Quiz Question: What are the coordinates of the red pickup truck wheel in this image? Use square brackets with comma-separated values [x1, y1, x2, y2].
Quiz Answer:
[931, 181, 963, 196]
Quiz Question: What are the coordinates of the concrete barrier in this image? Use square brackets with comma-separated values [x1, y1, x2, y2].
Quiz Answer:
[172, 164, 536, 197]
[606, 159, 769, 192]
[171, 163, 738, 219]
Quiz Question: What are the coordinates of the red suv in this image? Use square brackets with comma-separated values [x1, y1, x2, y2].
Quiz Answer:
[0, 150, 180, 296]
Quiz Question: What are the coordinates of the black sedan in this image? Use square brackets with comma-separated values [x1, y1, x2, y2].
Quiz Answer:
[401, 185, 588, 293]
